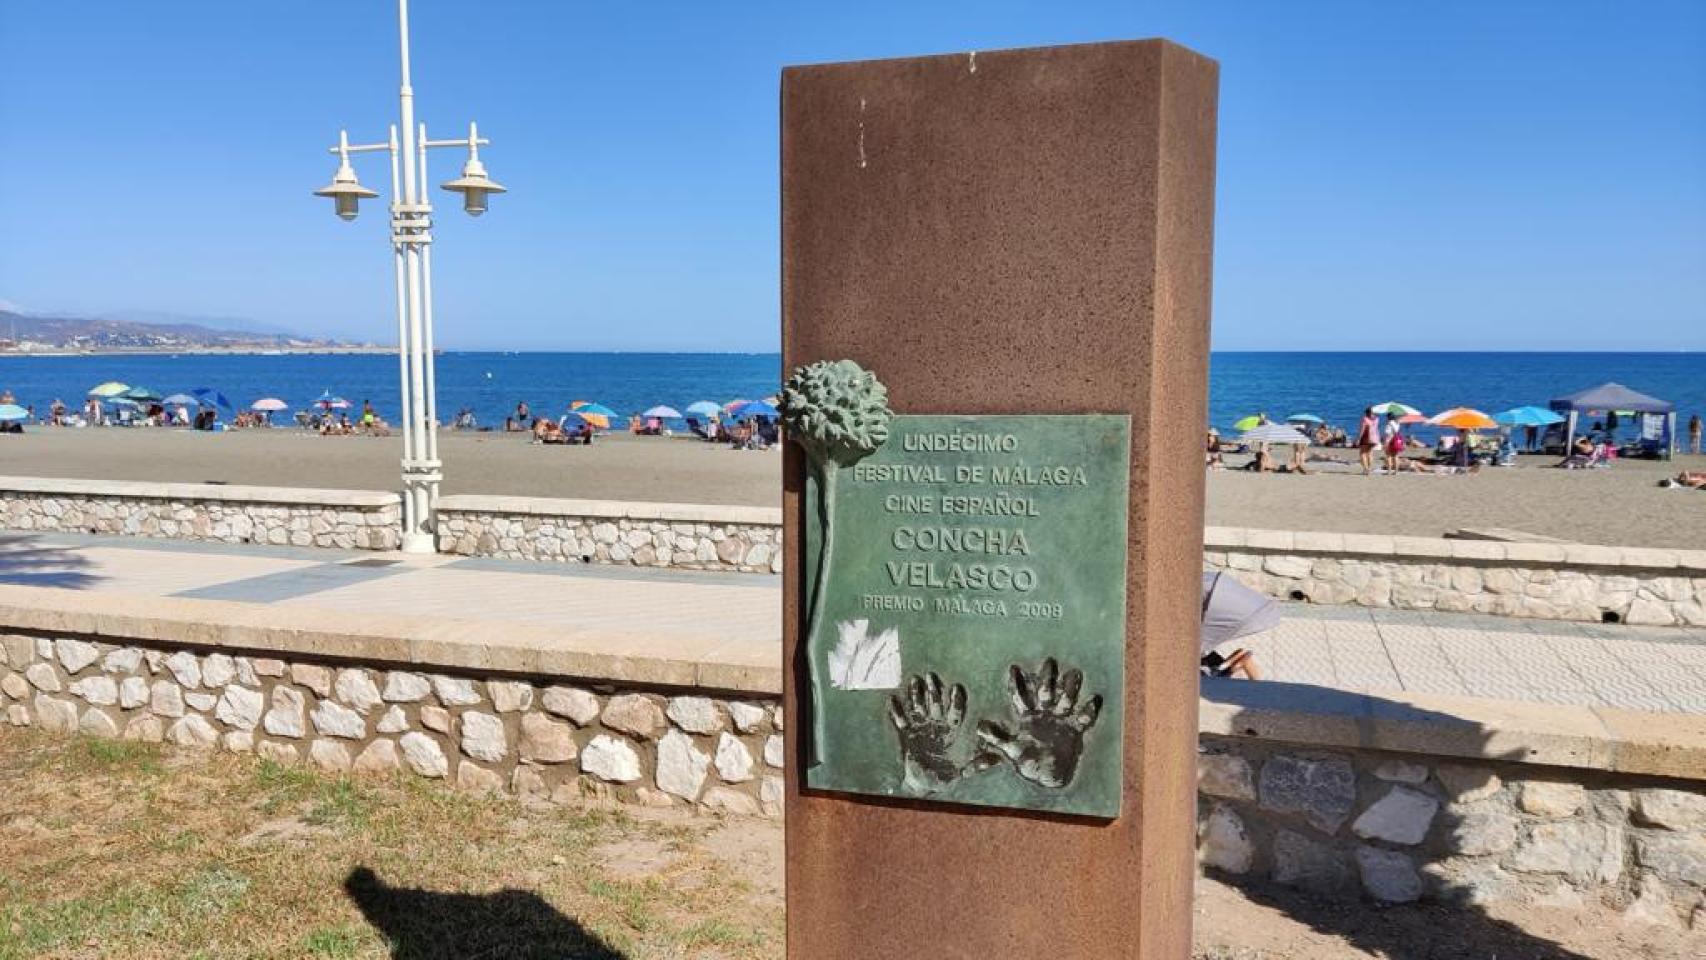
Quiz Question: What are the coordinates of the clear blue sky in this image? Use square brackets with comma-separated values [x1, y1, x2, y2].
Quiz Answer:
[1, 1, 1701, 351]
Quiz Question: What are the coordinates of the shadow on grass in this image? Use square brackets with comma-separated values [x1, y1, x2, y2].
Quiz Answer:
[0, 532, 100, 589]
[344, 867, 626, 960]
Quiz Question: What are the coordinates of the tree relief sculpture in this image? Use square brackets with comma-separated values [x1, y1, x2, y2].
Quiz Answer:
[779, 359, 894, 768]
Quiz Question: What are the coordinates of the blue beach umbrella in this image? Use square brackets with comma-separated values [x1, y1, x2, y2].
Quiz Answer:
[733, 401, 780, 419]
[162, 393, 198, 406]
[1284, 413, 1324, 425]
[121, 386, 163, 403]
[192, 387, 232, 410]
[0, 404, 29, 422]
[685, 401, 722, 418]
[1493, 406, 1565, 427]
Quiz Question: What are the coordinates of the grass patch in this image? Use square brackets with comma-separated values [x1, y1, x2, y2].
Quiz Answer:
[0, 727, 783, 959]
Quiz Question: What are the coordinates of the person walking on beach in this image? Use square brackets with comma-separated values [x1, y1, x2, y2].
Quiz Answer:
[1691, 414, 1702, 455]
[1356, 406, 1378, 475]
[1382, 413, 1405, 474]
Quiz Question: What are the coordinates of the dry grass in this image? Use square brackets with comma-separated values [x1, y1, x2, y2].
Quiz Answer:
[0, 731, 782, 959]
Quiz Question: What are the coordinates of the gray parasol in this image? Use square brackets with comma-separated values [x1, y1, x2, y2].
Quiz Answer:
[1200, 571, 1281, 654]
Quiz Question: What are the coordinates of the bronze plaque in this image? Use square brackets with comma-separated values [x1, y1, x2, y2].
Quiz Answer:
[803, 414, 1130, 817]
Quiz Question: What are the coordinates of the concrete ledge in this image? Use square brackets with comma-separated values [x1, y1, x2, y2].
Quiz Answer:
[1202, 677, 1705, 781]
[0, 475, 401, 509]
[0, 585, 779, 696]
[0, 582, 1694, 781]
[437, 494, 781, 527]
[1206, 524, 1706, 574]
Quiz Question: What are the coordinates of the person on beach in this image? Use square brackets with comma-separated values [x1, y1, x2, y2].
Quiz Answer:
[1382, 414, 1406, 474]
[49, 399, 64, 425]
[361, 400, 376, 430]
[1356, 407, 1378, 475]
[1691, 414, 1702, 455]
[1287, 442, 1309, 474]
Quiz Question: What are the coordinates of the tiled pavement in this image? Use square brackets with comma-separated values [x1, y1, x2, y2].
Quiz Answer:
[1246, 605, 1706, 713]
[3, 531, 1703, 714]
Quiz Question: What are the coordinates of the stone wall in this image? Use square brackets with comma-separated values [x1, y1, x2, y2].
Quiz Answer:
[0, 631, 782, 816]
[0, 477, 402, 551]
[1195, 735, 1706, 927]
[435, 495, 783, 574]
[1206, 527, 1706, 627]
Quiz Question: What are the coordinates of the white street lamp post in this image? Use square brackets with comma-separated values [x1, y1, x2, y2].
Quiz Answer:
[313, 0, 505, 553]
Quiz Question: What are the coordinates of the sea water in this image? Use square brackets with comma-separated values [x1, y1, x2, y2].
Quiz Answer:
[0, 351, 1700, 435]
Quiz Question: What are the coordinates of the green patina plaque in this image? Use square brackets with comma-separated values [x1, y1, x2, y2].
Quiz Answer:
[802, 414, 1130, 818]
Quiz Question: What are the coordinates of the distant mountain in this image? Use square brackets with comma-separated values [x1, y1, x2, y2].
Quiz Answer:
[0, 308, 361, 352]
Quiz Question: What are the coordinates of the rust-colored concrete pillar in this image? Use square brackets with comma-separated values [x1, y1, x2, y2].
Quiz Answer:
[781, 39, 1218, 959]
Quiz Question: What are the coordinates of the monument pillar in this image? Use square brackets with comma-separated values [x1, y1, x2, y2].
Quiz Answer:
[782, 39, 1218, 959]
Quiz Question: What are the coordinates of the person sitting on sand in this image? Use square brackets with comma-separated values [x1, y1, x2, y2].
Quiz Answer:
[1283, 442, 1309, 475]
[1667, 471, 1706, 490]
[532, 417, 561, 444]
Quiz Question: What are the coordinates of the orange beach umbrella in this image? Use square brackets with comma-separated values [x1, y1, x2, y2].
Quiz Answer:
[1427, 407, 1499, 430]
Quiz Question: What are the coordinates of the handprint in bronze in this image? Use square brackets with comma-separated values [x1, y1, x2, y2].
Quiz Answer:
[888, 672, 1002, 796]
[975, 657, 1102, 789]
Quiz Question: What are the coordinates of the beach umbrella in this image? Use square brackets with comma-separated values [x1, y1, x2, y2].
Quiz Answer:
[571, 402, 619, 418]
[1372, 401, 1426, 423]
[641, 405, 683, 420]
[0, 404, 29, 423]
[734, 401, 780, 419]
[1493, 406, 1565, 427]
[313, 390, 350, 410]
[1230, 414, 1266, 432]
[105, 397, 140, 409]
[1427, 407, 1499, 430]
[192, 387, 232, 410]
[685, 400, 721, 418]
[121, 386, 163, 403]
[723, 399, 751, 413]
[162, 393, 198, 406]
[1284, 413, 1324, 425]
[1240, 423, 1311, 445]
[1200, 571, 1281, 655]
[251, 398, 289, 412]
[564, 405, 609, 429]
[87, 381, 129, 398]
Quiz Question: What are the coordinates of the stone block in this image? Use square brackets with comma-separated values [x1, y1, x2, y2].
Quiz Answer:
[1372, 759, 1429, 784]
[1351, 786, 1438, 846]
[602, 694, 665, 739]
[1271, 829, 1355, 894]
[1197, 806, 1253, 874]
[580, 735, 642, 783]
[263, 686, 306, 739]
[1436, 764, 1501, 804]
[1518, 781, 1585, 818]
[714, 733, 755, 783]
[1632, 788, 1706, 832]
[334, 669, 383, 714]
[1355, 846, 1421, 903]
[1259, 755, 1357, 834]
[666, 696, 724, 734]
[1635, 833, 1706, 887]
[1447, 811, 1518, 857]
[656, 728, 711, 801]
[400, 732, 448, 778]
[1198, 751, 1256, 800]
[489, 681, 534, 713]
[460, 711, 509, 762]
[519, 712, 577, 764]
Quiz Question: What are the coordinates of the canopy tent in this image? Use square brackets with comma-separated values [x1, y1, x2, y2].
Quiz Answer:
[1549, 382, 1675, 458]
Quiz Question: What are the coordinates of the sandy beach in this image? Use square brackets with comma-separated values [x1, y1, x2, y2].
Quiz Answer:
[1, 427, 1703, 548]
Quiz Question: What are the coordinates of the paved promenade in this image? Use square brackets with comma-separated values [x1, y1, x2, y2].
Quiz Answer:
[2, 531, 1703, 714]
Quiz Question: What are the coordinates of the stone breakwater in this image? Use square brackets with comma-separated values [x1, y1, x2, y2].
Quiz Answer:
[1206, 527, 1706, 628]
[435, 496, 783, 574]
[0, 632, 783, 816]
[0, 477, 401, 551]
[1196, 737, 1706, 927]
